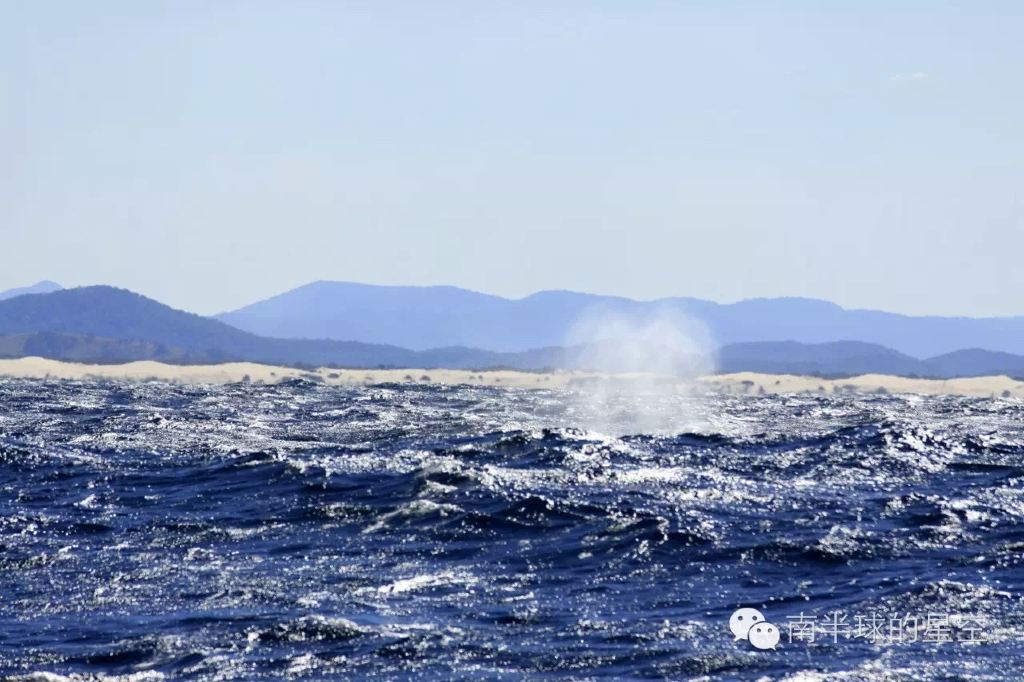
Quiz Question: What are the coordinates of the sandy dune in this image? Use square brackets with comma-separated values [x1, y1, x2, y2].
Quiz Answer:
[0, 357, 573, 388]
[701, 371, 1024, 398]
[0, 357, 1022, 398]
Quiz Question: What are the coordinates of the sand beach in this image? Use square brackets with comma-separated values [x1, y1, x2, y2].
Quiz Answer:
[1, 357, 1022, 398]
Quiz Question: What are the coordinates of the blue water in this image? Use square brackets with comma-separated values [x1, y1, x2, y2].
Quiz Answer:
[0, 379, 1022, 680]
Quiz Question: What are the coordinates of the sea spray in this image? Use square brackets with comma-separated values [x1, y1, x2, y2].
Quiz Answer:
[564, 307, 717, 435]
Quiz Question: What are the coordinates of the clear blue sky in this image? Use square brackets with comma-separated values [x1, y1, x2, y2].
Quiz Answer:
[3, 1, 1022, 316]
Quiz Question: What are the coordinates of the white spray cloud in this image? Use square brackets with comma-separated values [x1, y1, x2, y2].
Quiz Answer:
[563, 306, 717, 436]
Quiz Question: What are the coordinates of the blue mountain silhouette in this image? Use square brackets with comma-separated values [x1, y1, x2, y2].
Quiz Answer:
[1, 284, 1023, 378]
[217, 281, 1024, 358]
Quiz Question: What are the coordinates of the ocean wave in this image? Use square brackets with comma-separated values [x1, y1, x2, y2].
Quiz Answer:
[0, 380, 1021, 679]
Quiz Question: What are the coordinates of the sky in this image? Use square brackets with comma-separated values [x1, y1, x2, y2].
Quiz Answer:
[2, 1, 1023, 316]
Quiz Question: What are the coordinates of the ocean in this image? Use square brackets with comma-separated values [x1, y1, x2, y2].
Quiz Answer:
[0, 378, 1021, 680]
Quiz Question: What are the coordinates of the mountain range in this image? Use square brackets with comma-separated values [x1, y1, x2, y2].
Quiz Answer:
[0, 281, 1022, 379]
[0, 286, 508, 369]
[217, 281, 1024, 358]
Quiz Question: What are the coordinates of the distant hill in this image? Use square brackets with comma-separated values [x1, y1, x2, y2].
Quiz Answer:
[218, 281, 531, 351]
[924, 349, 1024, 378]
[2, 286, 1024, 379]
[0, 286, 424, 367]
[0, 280, 62, 301]
[717, 341, 926, 377]
[217, 281, 1024, 358]
[714, 342, 1024, 379]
